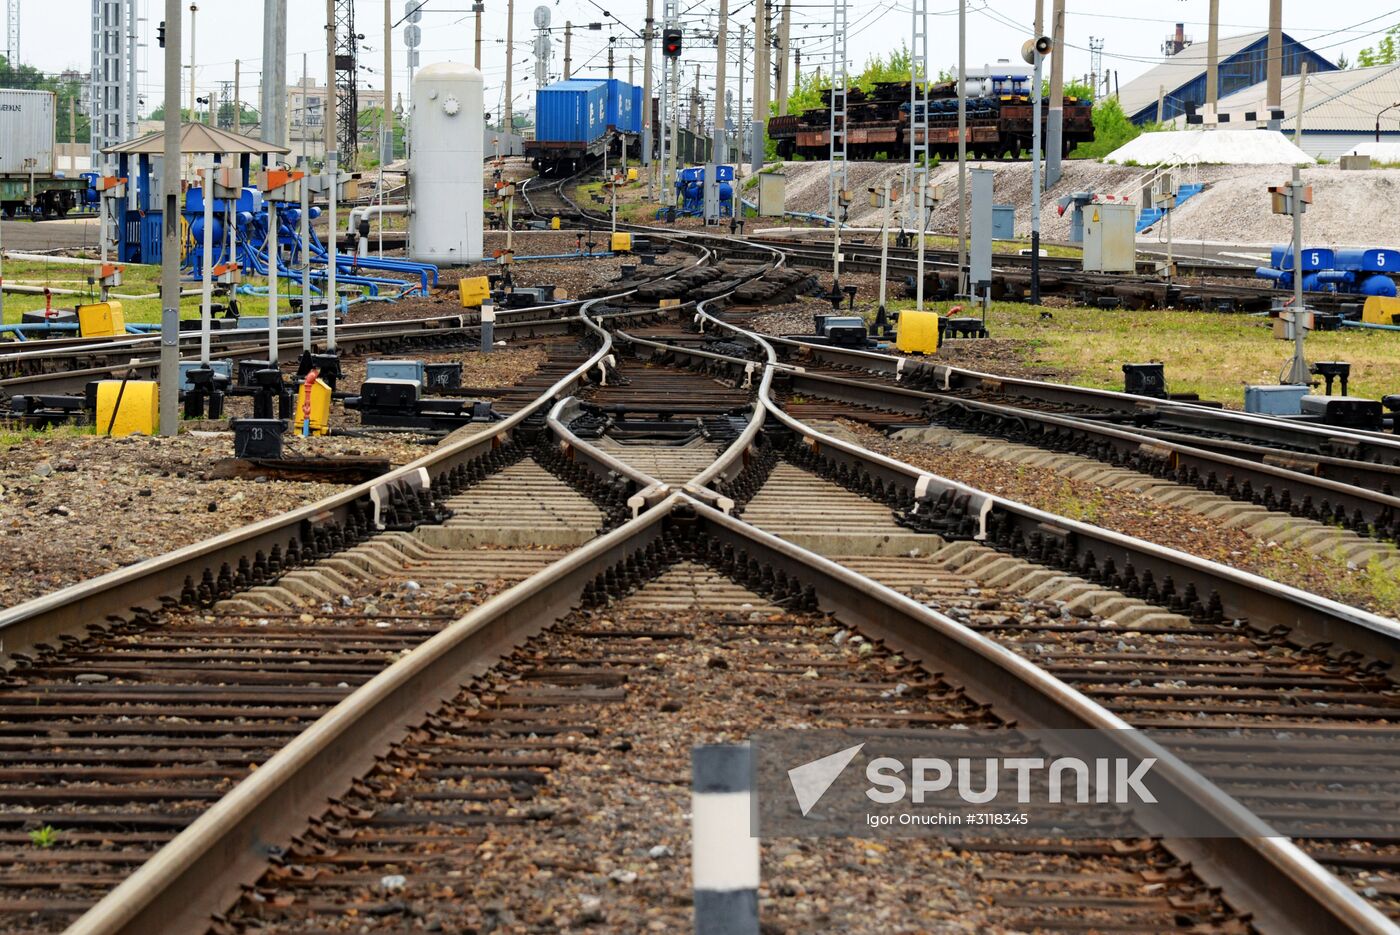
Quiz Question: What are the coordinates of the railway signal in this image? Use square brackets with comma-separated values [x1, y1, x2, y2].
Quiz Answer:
[1023, 34, 1051, 305]
[1272, 169, 1315, 385]
[663, 27, 682, 58]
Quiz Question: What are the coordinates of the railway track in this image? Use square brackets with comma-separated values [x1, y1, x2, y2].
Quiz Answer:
[0, 176, 1396, 934]
[754, 233, 1359, 314]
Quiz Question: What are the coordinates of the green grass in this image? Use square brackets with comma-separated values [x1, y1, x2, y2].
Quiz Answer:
[0, 423, 94, 447]
[1, 257, 304, 326]
[897, 235, 1080, 259]
[571, 180, 659, 225]
[27, 826, 59, 849]
[908, 299, 1400, 407]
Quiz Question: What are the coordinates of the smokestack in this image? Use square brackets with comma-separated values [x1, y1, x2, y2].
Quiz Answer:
[1175, 24, 1184, 54]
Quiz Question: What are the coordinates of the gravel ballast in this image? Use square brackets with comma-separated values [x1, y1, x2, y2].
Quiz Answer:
[759, 159, 1400, 246]
[0, 346, 553, 610]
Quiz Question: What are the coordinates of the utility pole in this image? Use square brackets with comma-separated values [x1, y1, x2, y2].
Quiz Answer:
[668, 0, 680, 183]
[1157, 84, 1165, 124]
[383, 0, 393, 163]
[1206, 0, 1219, 113]
[261, 0, 287, 146]
[737, 24, 746, 164]
[643, 0, 654, 194]
[751, 0, 768, 170]
[1266, 0, 1282, 128]
[793, 46, 800, 86]
[564, 22, 572, 79]
[1027, 35, 1050, 305]
[776, 0, 791, 115]
[504, 0, 515, 130]
[159, 0, 182, 436]
[233, 60, 241, 132]
[1045, 0, 1064, 187]
[325, 0, 339, 351]
[629, 54, 635, 85]
[608, 45, 614, 80]
[1294, 62, 1309, 141]
[715, 0, 727, 165]
[188, 4, 198, 123]
[474, 1, 483, 68]
[956, 0, 967, 294]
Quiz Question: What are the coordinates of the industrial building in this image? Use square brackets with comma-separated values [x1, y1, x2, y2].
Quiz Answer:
[1117, 26, 1336, 125]
[1163, 64, 1400, 160]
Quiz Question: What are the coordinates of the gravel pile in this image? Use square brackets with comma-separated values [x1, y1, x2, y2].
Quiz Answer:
[762, 159, 1400, 246]
[1104, 128, 1313, 166]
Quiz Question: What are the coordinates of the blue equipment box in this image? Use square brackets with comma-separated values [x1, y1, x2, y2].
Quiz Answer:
[1244, 384, 1307, 415]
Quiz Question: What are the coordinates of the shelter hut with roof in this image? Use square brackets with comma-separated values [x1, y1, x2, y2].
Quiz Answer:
[103, 123, 290, 264]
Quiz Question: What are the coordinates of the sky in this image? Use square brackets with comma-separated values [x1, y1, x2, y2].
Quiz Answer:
[11, 0, 1400, 118]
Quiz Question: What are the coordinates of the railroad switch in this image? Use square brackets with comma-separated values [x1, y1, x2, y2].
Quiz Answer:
[1310, 361, 1351, 396]
[346, 378, 498, 429]
[1122, 363, 1168, 399]
[942, 318, 989, 340]
[183, 367, 230, 419]
[1300, 395, 1384, 432]
[5, 394, 87, 428]
[298, 351, 343, 390]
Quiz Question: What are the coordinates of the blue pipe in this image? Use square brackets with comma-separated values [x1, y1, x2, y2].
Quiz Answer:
[1341, 320, 1400, 332]
[0, 322, 80, 335]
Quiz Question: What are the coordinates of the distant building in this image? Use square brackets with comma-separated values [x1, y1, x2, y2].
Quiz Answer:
[1165, 64, 1400, 159]
[1117, 28, 1336, 125]
[255, 79, 389, 161]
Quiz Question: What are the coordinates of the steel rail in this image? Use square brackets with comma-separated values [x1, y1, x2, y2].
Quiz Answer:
[692, 301, 1400, 935]
[62, 491, 681, 935]
[696, 302, 1400, 667]
[775, 365, 1400, 543]
[64, 489, 1399, 935]
[0, 214, 732, 662]
[746, 229, 1266, 279]
[39, 177, 1396, 934]
[761, 333, 1400, 463]
[0, 289, 653, 664]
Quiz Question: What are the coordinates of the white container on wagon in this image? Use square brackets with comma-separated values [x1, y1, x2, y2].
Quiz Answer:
[0, 90, 57, 176]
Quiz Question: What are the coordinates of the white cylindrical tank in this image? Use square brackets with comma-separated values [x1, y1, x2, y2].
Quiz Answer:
[409, 62, 484, 264]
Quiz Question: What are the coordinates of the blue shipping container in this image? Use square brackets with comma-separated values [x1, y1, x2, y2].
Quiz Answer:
[631, 85, 643, 133]
[603, 79, 635, 132]
[534, 79, 609, 143]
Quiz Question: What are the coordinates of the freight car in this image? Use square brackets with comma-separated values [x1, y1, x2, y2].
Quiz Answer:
[526, 77, 642, 176]
[0, 89, 92, 219]
[767, 72, 1094, 162]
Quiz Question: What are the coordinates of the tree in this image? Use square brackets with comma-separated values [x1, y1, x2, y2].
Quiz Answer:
[1068, 97, 1157, 160]
[0, 54, 92, 143]
[1334, 52, 1351, 70]
[148, 106, 195, 122]
[1358, 25, 1400, 67]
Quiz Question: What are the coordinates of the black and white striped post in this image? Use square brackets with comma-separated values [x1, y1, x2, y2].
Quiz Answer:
[691, 744, 760, 935]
